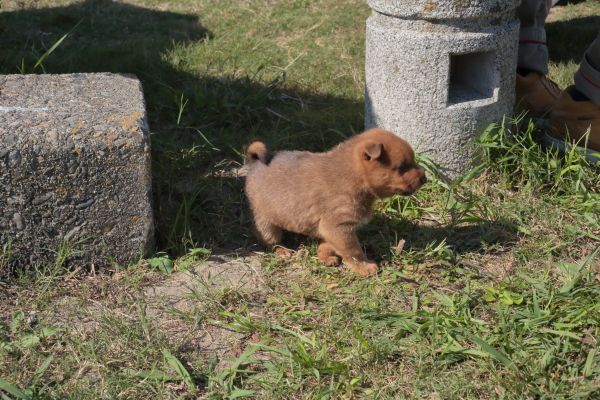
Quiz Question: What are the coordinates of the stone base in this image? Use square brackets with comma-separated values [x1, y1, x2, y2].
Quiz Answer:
[365, 12, 519, 180]
[0, 73, 153, 270]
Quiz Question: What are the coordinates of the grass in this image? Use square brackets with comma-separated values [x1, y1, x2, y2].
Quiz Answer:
[1, 0, 600, 398]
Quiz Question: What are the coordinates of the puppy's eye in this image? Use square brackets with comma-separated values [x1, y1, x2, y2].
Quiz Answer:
[397, 164, 410, 174]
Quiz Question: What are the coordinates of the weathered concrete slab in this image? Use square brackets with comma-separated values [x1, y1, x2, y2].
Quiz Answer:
[365, 0, 520, 180]
[0, 73, 153, 270]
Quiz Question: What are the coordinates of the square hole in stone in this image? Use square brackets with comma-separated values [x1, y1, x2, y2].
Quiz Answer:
[448, 51, 498, 106]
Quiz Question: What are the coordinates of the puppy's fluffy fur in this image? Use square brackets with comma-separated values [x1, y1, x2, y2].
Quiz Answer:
[245, 128, 426, 276]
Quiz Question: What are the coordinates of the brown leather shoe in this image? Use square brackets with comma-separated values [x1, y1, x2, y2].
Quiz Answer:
[545, 86, 600, 163]
[515, 72, 561, 118]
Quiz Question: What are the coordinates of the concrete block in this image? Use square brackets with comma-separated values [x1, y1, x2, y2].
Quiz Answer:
[0, 73, 153, 269]
[365, 1, 520, 180]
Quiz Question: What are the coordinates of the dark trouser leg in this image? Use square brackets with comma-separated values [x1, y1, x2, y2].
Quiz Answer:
[574, 33, 600, 106]
[516, 0, 550, 74]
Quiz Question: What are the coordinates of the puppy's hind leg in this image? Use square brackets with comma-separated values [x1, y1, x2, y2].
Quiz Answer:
[253, 217, 291, 258]
[254, 216, 282, 246]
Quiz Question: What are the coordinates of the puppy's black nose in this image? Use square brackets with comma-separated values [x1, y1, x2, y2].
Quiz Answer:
[420, 175, 428, 185]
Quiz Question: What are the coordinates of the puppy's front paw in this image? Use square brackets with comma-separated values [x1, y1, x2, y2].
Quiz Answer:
[318, 254, 342, 267]
[317, 243, 342, 266]
[346, 261, 378, 276]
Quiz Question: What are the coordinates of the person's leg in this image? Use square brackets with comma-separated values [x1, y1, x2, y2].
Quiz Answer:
[517, 0, 550, 75]
[574, 34, 600, 105]
[548, 32, 600, 161]
[515, 0, 561, 117]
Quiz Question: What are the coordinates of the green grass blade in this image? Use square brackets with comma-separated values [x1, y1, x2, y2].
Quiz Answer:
[467, 333, 515, 370]
[432, 290, 454, 309]
[33, 32, 69, 70]
[352, 326, 370, 351]
[559, 245, 600, 294]
[33, 19, 82, 70]
[162, 348, 196, 391]
[122, 368, 175, 381]
[39, 326, 59, 338]
[29, 354, 53, 388]
[18, 334, 40, 349]
[176, 93, 189, 126]
[584, 349, 597, 378]
[229, 388, 257, 399]
[271, 324, 317, 347]
[539, 328, 581, 340]
[10, 311, 25, 334]
[0, 377, 31, 400]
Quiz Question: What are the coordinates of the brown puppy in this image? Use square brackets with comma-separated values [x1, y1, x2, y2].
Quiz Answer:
[244, 128, 426, 276]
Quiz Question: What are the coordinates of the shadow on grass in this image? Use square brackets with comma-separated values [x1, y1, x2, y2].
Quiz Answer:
[546, 15, 600, 65]
[361, 215, 518, 262]
[0, 0, 364, 256]
[264, 212, 517, 265]
[555, 0, 592, 6]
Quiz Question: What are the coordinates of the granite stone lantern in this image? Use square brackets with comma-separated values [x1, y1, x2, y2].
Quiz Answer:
[365, 0, 521, 179]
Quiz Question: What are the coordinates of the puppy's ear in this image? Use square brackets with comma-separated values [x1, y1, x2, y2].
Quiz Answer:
[363, 141, 383, 161]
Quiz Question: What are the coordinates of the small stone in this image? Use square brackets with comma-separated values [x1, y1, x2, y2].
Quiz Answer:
[27, 311, 37, 327]
[114, 138, 128, 148]
[7, 195, 25, 205]
[4, 133, 17, 146]
[75, 197, 95, 210]
[47, 130, 59, 143]
[64, 225, 83, 241]
[67, 159, 78, 174]
[32, 193, 52, 205]
[7, 150, 21, 167]
[13, 213, 24, 230]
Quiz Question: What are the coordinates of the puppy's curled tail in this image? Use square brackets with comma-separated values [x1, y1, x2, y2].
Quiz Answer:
[246, 141, 271, 165]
